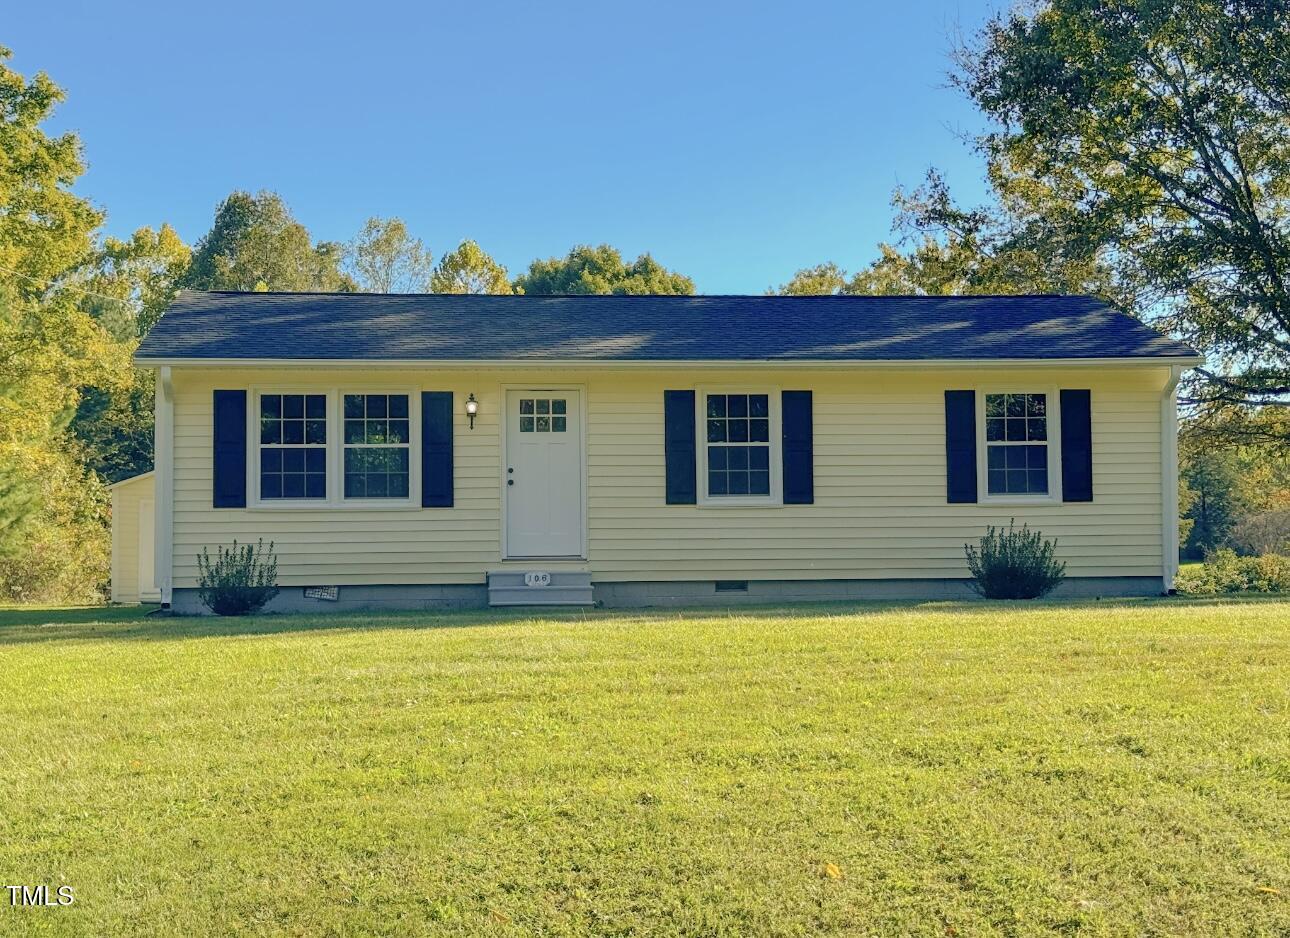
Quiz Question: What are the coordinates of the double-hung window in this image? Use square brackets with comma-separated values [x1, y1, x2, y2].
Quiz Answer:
[343, 394, 411, 499]
[259, 393, 327, 499]
[252, 389, 417, 506]
[699, 391, 779, 503]
[983, 392, 1050, 496]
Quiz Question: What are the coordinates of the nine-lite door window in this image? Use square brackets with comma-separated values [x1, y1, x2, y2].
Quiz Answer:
[259, 393, 327, 499]
[705, 392, 771, 496]
[343, 394, 411, 498]
[984, 393, 1049, 495]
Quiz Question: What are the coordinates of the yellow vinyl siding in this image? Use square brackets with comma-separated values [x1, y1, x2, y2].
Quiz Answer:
[168, 366, 1168, 588]
[110, 472, 158, 603]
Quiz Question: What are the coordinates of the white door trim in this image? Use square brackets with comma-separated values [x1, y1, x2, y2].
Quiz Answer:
[500, 384, 588, 561]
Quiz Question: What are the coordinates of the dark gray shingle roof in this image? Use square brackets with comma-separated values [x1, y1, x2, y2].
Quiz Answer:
[136, 291, 1198, 363]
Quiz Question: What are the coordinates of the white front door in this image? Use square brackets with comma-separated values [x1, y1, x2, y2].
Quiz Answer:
[505, 389, 584, 558]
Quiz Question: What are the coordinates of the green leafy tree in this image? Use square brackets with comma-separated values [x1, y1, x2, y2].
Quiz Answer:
[774, 262, 850, 296]
[1179, 409, 1290, 559]
[82, 224, 192, 338]
[430, 240, 512, 295]
[345, 216, 433, 293]
[0, 48, 101, 295]
[948, 0, 1290, 434]
[1181, 448, 1248, 557]
[71, 377, 155, 483]
[0, 432, 109, 604]
[0, 47, 115, 598]
[182, 191, 355, 292]
[774, 172, 1119, 298]
[68, 224, 190, 482]
[515, 244, 694, 295]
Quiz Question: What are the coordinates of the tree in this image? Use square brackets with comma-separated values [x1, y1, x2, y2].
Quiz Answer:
[182, 191, 355, 292]
[68, 224, 191, 482]
[950, 0, 1290, 434]
[773, 171, 1121, 298]
[0, 429, 110, 604]
[430, 240, 512, 295]
[847, 242, 973, 296]
[773, 243, 989, 297]
[0, 47, 116, 599]
[1181, 448, 1248, 557]
[78, 224, 191, 340]
[774, 262, 850, 296]
[1180, 413, 1290, 557]
[0, 48, 101, 297]
[345, 217, 433, 293]
[515, 244, 694, 295]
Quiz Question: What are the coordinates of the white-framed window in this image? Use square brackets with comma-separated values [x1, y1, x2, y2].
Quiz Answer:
[696, 388, 781, 506]
[343, 393, 411, 499]
[258, 392, 328, 500]
[250, 387, 419, 508]
[978, 390, 1060, 501]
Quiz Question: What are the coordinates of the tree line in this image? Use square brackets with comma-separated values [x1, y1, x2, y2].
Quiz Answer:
[0, 39, 708, 600]
[177, 192, 697, 298]
[2, 0, 1287, 600]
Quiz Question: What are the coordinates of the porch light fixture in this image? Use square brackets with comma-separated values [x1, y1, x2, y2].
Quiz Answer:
[465, 393, 478, 429]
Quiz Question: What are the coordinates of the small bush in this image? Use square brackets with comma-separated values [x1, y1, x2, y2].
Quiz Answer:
[196, 539, 279, 615]
[1174, 548, 1290, 595]
[965, 520, 1066, 599]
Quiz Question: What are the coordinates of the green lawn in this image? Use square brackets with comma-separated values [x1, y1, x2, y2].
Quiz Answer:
[1, 599, 1287, 936]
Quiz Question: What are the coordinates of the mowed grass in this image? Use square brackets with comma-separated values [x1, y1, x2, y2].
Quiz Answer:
[1, 600, 1287, 936]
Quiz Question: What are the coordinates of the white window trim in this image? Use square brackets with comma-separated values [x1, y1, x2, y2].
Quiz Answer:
[975, 386, 1062, 506]
[247, 385, 422, 510]
[695, 385, 783, 508]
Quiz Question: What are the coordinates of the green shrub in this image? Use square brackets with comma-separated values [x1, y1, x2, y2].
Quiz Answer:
[196, 539, 279, 615]
[0, 441, 110, 605]
[1174, 548, 1290, 595]
[965, 520, 1066, 599]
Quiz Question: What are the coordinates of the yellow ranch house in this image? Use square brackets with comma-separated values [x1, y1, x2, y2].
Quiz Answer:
[113, 291, 1200, 612]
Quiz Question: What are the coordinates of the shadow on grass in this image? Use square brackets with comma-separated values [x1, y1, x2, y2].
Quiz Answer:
[0, 593, 1282, 647]
[0, 600, 945, 646]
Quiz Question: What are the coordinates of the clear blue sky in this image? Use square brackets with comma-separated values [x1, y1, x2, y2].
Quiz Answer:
[8, 0, 1000, 294]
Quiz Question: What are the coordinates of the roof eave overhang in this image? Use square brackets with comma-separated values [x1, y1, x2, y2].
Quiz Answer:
[133, 355, 1204, 369]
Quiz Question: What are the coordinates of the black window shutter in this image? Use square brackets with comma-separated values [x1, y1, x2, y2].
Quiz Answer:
[422, 391, 454, 507]
[781, 390, 814, 504]
[213, 390, 247, 508]
[664, 390, 697, 504]
[1060, 389, 1093, 502]
[944, 390, 978, 503]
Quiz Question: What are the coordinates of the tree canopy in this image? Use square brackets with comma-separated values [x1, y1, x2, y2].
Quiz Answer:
[181, 191, 355, 293]
[430, 240, 512, 295]
[0, 47, 118, 600]
[775, 263, 851, 296]
[951, 0, 1290, 428]
[778, 0, 1289, 446]
[346, 217, 433, 293]
[69, 224, 191, 483]
[515, 244, 694, 295]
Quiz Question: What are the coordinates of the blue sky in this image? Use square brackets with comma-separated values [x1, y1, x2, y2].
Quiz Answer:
[8, 0, 1000, 294]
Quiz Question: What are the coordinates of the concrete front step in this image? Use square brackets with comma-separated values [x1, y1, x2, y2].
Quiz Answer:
[487, 569, 594, 606]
